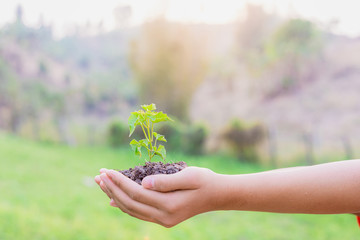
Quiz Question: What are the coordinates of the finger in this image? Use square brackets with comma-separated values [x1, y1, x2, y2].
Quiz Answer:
[108, 194, 154, 223]
[114, 200, 159, 224]
[110, 199, 118, 207]
[100, 168, 108, 174]
[99, 175, 149, 221]
[96, 174, 111, 198]
[94, 175, 101, 185]
[100, 180, 112, 199]
[105, 169, 168, 208]
[100, 173, 162, 223]
[120, 206, 159, 224]
[108, 192, 156, 223]
[142, 167, 200, 192]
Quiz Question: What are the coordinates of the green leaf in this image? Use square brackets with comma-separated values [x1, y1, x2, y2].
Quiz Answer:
[139, 139, 150, 148]
[145, 111, 157, 122]
[141, 104, 156, 112]
[155, 144, 166, 160]
[153, 132, 167, 142]
[128, 104, 173, 162]
[133, 146, 141, 157]
[130, 139, 141, 157]
[128, 112, 139, 136]
[157, 135, 167, 142]
[152, 112, 173, 123]
[130, 139, 139, 145]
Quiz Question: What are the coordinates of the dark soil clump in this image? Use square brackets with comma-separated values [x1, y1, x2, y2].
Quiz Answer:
[119, 161, 187, 185]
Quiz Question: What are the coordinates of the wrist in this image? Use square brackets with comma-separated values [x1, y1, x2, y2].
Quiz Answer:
[209, 173, 248, 211]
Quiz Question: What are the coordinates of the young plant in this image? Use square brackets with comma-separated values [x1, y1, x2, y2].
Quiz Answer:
[128, 104, 172, 162]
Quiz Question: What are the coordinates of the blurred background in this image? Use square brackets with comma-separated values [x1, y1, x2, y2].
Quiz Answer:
[1, 0, 360, 239]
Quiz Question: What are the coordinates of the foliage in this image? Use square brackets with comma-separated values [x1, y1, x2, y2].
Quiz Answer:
[0, 50, 66, 137]
[183, 123, 208, 155]
[107, 120, 128, 148]
[263, 19, 323, 92]
[129, 18, 208, 121]
[222, 119, 266, 163]
[0, 32, 134, 144]
[128, 104, 172, 161]
[155, 121, 208, 155]
[265, 19, 323, 62]
[155, 121, 183, 152]
[235, 14, 324, 96]
[0, 9, 134, 144]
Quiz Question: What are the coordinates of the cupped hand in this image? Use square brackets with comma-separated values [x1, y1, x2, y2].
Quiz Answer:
[94, 167, 220, 228]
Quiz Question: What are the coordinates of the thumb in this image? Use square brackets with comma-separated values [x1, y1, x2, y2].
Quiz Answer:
[142, 167, 198, 192]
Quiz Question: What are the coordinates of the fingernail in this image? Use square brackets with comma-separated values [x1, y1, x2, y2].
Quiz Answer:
[100, 168, 108, 173]
[142, 176, 154, 189]
[94, 175, 101, 183]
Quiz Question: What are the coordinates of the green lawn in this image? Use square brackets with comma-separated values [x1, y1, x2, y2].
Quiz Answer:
[0, 133, 358, 239]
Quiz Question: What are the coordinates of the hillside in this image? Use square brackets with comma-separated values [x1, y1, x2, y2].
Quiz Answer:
[190, 35, 360, 158]
[0, 23, 137, 143]
[1, 18, 359, 158]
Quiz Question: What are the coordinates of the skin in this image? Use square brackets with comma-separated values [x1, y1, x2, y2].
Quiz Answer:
[94, 159, 360, 228]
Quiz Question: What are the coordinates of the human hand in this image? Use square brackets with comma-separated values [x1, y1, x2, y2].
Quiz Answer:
[94, 167, 221, 228]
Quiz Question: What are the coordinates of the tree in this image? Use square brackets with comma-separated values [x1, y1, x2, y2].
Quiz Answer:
[266, 19, 322, 62]
[129, 18, 208, 121]
[264, 19, 323, 93]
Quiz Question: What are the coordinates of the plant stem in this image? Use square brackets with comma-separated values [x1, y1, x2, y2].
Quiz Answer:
[151, 122, 154, 142]
[141, 123, 152, 161]
[147, 119, 151, 142]
[147, 147, 151, 161]
[140, 123, 148, 140]
[147, 119, 154, 161]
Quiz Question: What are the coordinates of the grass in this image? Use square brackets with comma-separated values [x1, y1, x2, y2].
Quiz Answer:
[0, 133, 358, 239]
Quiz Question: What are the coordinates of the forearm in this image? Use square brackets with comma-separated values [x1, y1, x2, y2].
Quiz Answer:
[214, 160, 360, 214]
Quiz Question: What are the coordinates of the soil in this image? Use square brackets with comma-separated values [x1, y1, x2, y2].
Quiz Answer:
[119, 161, 188, 185]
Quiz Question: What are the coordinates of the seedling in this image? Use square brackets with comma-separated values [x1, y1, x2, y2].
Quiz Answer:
[118, 103, 187, 185]
[128, 103, 172, 162]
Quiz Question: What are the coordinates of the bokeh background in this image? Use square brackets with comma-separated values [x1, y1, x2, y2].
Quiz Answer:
[1, 0, 359, 239]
